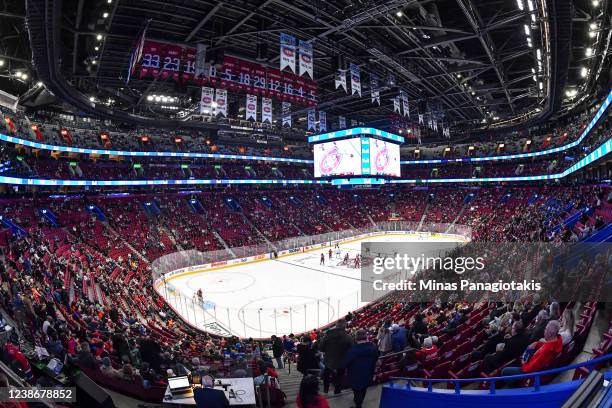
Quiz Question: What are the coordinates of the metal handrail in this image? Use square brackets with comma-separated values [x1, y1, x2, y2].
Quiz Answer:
[389, 353, 612, 394]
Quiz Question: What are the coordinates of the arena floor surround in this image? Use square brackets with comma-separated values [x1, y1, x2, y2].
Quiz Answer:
[155, 232, 468, 338]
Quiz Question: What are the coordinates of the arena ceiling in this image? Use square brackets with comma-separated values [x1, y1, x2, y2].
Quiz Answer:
[1, 0, 611, 136]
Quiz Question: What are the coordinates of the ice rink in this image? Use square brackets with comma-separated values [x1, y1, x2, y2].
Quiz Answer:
[159, 233, 464, 338]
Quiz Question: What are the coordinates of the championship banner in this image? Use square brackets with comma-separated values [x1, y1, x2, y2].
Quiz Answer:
[280, 33, 296, 73]
[401, 91, 409, 117]
[350, 63, 361, 97]
[393, 97, 401, 113]
[194, 44, 207, 81]
[338, 116, 346, 129]
[246, 94, 257, 121]
[307, 109, 316, 131]
[370, 74, 380, 105]
[298, 40, 313, 78]
[214, 89, 227, 117]
[199, 87, 214, 114]
[418, 114, 424, 125]
[282, 102, 291, 127]
[335, 69, 347, 92]
[262, 97, 273, 123]
[319, 111, 327, 132]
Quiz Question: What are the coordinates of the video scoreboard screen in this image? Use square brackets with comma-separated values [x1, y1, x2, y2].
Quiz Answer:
[313, 138, 362, 177]
[368, 139, 400, 177]
[313, 136, 401, 178]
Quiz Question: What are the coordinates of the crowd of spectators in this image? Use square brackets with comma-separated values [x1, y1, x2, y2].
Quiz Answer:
[0, 184, 608, 406]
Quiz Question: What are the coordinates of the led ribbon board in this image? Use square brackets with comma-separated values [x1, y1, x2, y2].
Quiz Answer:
[1, 136, 610, 186]
[331, 136, 612, 185]
[0, 177, 328, 186]
[402, 89, 612, 165]
[308, 127, 405, 144]
[0, 134, 313, 164]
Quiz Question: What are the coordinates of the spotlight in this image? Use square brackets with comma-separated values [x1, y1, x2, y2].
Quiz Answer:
[581, 67, 588, 77]
[21, 74, 27, 80]
[147, 95, 153, 101]
[396, 11, 403, 17]
[36, 81, 43, 87]
[89, 96, 95, 102]
[589, 31, 596, 38]
[585, 47, 593, 57]
[96, 34, 103, 41]
[95, 46, 99, 51]
[590, 22, 597, 30]
[103, 12, 109, 18]
[592, 0, 599, 6]
[0, 60, 4, 66]
[14, 72, 22, 78]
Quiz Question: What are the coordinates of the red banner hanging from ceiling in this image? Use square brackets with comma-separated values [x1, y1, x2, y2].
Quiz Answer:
[138, 40, 316, 106]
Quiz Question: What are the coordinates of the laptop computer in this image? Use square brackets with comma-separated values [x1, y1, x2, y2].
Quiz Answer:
[168, 376, 194, 398]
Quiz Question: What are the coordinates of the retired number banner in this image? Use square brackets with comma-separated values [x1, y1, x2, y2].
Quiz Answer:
[280, 33, 296, 73]
[298, 40, 313, 78]
[350, 63, 361, 97]
[200, 87, 214, 114]
[214, 89, 227, 117]
[262, 97, 273, 123]
[246, 94, 257, 121]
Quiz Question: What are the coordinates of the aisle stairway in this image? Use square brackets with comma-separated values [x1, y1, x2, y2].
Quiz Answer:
[277, 364, 383, 408]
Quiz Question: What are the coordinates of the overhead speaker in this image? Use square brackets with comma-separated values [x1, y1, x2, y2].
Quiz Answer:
[72, 373, 115, 408]
[418, 99, 428, 113]
[333, 55, 346, 71]
[256, 43, 268, 61]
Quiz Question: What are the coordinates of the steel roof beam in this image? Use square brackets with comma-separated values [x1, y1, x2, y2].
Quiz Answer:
[185, 2, 224, 43]
[455, 0, 516, 113]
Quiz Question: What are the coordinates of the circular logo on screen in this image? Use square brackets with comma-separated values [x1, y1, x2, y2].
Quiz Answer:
[374, 146, 390, 172]
[320, 146, 342, 175]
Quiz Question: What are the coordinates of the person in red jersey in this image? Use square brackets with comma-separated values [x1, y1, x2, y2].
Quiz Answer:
[501, 320, 563, 376]
[297, 375, 329, 408]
